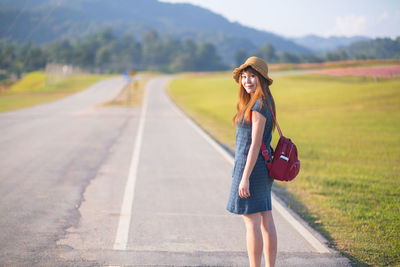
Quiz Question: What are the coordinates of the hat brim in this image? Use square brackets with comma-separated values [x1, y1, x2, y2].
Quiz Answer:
[233, 63, 273, 86]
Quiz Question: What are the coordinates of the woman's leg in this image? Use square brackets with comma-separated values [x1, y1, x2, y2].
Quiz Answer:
[242, 213, 263, 267]
[261, 211, 277, 267]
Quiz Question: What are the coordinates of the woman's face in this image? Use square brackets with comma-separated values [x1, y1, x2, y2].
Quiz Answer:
[241, 71, 257, 94]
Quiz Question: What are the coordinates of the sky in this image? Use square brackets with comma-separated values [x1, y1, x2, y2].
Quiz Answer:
[160, 0, 400, 39]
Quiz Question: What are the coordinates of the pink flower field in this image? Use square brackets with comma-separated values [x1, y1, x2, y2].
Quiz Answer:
[311, 65, 400, 78]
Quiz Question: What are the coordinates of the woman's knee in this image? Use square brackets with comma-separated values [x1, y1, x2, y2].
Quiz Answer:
[261, 211, 276, 230]
[242, 213, 262, 230]
[261, 210, 273, 222]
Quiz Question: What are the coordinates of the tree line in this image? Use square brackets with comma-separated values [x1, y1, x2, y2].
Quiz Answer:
[0, 28, 227, 80]
[1, 28, 399, 81]
[234, 36, 400, 67]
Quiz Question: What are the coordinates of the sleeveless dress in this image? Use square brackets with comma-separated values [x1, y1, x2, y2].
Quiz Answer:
[226, 98, 274, 215]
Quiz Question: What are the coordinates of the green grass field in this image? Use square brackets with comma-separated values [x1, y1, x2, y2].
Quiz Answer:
[0, 71, 113, 113]
[168, 72, 400, 266]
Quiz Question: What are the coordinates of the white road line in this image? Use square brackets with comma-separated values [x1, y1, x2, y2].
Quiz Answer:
[113, 80, 150, 250]
[167, 81, 330, 254]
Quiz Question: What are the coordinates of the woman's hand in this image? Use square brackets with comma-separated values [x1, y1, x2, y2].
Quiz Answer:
[238, 178, 250, 198]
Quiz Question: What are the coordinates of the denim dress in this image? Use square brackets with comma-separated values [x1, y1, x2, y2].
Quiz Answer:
[227, 98, 274, 215]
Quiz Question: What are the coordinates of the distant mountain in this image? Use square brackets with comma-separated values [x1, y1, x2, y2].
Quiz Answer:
[291, 35, 371, 53]
[0, 0, 311, 64]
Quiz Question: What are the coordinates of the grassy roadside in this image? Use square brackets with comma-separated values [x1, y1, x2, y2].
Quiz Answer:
[167, 72, 400, 266]
[104, 74, 158, 106]
[269, 59, 400, 71]
[0, 71, 114, 113]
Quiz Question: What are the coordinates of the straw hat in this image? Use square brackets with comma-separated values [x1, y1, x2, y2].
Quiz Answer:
[233, 56, 273, 85]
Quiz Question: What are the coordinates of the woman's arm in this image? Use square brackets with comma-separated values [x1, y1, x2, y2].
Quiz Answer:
[238, 110, 266, 198]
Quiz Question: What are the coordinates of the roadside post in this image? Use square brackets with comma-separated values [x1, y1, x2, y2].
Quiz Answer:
[123, 70, 136, 105]
[128, 70, 136, 104]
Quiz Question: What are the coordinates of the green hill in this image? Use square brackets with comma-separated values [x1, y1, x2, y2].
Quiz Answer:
[0, 0, 310, 64]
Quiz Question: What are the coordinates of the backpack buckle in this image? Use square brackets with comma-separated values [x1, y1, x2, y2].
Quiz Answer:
[280, 155, 289, 161]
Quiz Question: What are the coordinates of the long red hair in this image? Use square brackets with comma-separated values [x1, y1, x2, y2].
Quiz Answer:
[233, 66, 276, 131]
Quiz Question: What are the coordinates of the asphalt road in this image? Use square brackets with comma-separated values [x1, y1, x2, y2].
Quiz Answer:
[0, 76, 351, 266]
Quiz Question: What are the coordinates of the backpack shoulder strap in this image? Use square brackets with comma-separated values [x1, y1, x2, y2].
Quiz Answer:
[250, 110, 273, 165]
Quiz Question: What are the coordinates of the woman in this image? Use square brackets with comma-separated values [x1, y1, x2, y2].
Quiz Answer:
[227, 56, 277, 267]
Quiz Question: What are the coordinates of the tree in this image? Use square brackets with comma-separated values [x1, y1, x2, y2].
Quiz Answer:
[46, 40, 74, 64]
[278, 52, 300, 63]
[325, 50, 349, 61]
[300, 54, 324, 63]
[234, 49, 247, 66]
[73, 39, 96, 68]
[96, 28, 114, 44]
[24, 46, 46, 71]
[195, 42, 224, 71]
[255, 44, 277, 63]
[157, 34, 179, 70]
[118, 34, 142, 70]
[0, 42, 16, 70]
[142, 30, 160, 67]
[181, 39, 197, 56]
[96, 46, 112, 67]
[170, 53, 197, 72]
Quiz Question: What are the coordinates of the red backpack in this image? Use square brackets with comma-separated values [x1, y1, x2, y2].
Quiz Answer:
[256, 107, 300, 181]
